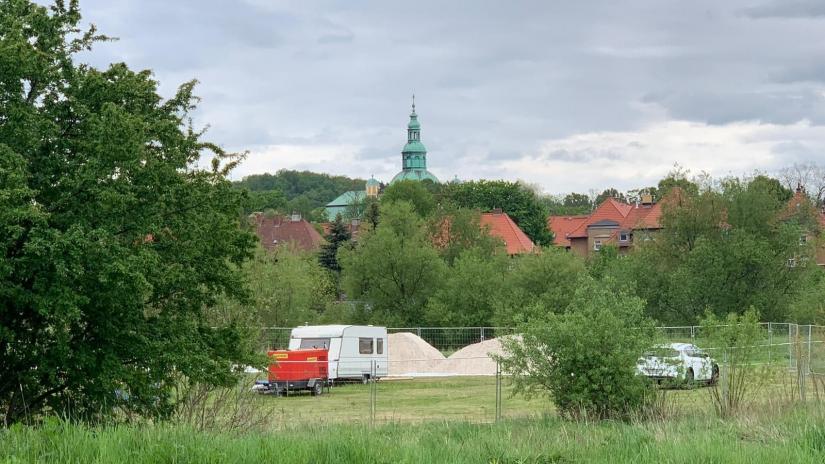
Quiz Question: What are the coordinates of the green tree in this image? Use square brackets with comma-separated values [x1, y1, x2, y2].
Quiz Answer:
[428, 206, 503, 265]
[319, 214, 351, 273]
[444, 179, 553, 245]
[425, 249, 508, 326]
[498, 276, 656, 420]
[380, 180, 435, 217]
[0, 0, 257, 423]
[338, 201, 446, 325]
[494, 247, 587, 325]
[221, 246, 335, 327]
[594, 187, 627, 205]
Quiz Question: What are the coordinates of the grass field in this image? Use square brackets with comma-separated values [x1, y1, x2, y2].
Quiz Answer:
[4, 408, 825, 463]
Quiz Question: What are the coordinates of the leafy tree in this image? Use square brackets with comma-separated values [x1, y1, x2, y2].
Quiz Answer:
[222, 246, 335, 327]
[494, 247, 587, 325]
[656, 165, 699, 200]
[0, 0, 257, 424]
[498, 276, 656, 420]
[428, 205, 503, 265]
[338, 201, 446, 325]
[247, 189, 287, 213]
[594, 187, 627, 205]
[380, 180, 435, 217]
[444, 179, 553, 245]
[425, 249, 508, 326]
[363, 197, 380, 230]
[319, 214, 352, 273]
[234, 169, 365, 207]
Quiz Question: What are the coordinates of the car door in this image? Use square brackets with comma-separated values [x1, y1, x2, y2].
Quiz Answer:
[686, 348, 711, 380]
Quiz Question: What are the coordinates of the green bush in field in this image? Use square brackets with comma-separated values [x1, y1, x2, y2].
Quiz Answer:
[498, 277, 656, 420]
[700, 308, 765, 418]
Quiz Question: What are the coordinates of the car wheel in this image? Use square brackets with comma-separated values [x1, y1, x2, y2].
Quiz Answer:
[709, 365, 719, 386]
[684, 368, 695, 389]
[311, 382, 323, 396]
[361, 374, 370, 385]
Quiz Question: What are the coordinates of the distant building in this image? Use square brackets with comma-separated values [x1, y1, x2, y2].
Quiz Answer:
[324, 98, 439, 219]
[548, 192, 663, 258]
[480, 210, 536, 255]
[251, 212, 324, 251]
[780, 186, 825, 267]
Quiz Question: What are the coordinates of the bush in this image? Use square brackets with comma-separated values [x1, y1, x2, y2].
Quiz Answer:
[498, 277, 656, 420]
[700, 308, 765, 418]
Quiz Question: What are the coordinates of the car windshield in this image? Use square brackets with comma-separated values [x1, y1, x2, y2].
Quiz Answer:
[645, 347, 680, 358]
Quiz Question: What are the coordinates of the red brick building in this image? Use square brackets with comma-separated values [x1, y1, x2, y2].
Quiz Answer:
[251, 213, 324, 252]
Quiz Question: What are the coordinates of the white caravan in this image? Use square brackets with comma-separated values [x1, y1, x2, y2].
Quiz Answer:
[288, 325, 388, 382]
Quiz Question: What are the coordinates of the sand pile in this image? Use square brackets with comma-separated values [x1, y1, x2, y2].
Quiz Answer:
[434, 336, 521, 376]
[387, 332, 446, 376]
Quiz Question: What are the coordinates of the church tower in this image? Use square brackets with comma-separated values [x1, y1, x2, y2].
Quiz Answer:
[390, 96, 439, 184]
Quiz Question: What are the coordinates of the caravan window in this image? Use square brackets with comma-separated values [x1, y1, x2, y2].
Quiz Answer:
[359, 337, 374, 354]
[377, 338, 384, 354]
[298, 338, 330, 349]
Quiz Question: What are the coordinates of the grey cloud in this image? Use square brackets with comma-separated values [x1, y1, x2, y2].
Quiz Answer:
[743, 1, 825, 19]
[72, 0, 825, 191]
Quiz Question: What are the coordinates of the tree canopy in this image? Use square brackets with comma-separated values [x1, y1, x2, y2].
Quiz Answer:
[0, 0, 257, 424]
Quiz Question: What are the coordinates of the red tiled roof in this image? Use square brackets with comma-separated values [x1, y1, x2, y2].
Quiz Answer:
[480, 211, 535, 255]
[548, 196, 664, 246]
[567, 198, 632, 238]
[253, 214, 324, 251]
[547, 215, 588, 247]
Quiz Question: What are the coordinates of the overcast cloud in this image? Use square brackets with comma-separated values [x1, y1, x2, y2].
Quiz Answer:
[71, 0, 825, 194]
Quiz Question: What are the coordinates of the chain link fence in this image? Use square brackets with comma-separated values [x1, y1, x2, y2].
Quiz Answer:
[253, 323, 821, 426]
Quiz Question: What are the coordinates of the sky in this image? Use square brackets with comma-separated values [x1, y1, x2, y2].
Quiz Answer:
[70, 0, 825, 194]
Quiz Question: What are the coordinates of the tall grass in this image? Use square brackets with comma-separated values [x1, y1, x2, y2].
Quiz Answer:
[3, 409, 825, 463]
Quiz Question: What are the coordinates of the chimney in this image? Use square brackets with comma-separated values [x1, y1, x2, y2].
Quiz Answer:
[491, 207, 503, 214]
[640, 192, 653, 206]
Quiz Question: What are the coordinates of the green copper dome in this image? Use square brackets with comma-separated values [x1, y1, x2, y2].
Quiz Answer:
[391, 169, 439, 183]
[391, 97, 439, 185]
[366, 176, 380, 186]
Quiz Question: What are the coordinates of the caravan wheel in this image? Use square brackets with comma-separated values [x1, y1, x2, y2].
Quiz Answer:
[361, 374, 370, 384]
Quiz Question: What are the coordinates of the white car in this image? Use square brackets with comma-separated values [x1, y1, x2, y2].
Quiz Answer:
[636, 343, 719, 386]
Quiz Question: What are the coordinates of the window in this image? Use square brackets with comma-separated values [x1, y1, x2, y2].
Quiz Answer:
[800, 234, 808, 245]
[359, 337, 374, 354]
[299, 338, 330, 349]
[619, 232, 629, 242]
[788, 258, 797, 268]
[593, 240, 602, 251]
[376, 338, 384, 355]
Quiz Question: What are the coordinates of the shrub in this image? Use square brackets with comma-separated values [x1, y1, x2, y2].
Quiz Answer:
[498, 277, 656, 420]
[700, 308, 765, 418]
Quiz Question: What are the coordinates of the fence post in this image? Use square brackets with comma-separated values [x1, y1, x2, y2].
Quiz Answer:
[768, 322, 773, 365]
[690, 326, 695, 341]
[495, 360, 502, 423]
[370, 360, 376, 426]
[481, 327, 486, 342]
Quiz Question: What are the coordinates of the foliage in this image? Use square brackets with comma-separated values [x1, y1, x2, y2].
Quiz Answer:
[542, 192, 592, 216]
[0, 0, 257, 424]
[616, 176, 815, 324]
[499, 277, 656, 420]
[380, 179, 435, 217]
[424, 249, 508, 326]
[216, 246, 335, 327]
[338, 201, 446, 325]
[594, 187, 627, 205]
[444, 179, 553, 245]
[318, 214, 352, 274]
[700, 308, 765, 418]
[428, 205, 503, 265]
[789, 268, 825, 324]
[494, 247, 587, 325]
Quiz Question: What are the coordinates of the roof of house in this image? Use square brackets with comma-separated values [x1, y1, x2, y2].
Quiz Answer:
[480, 211, 535, 255]
[547, 215, 589, 247]
[548, 196, 664, 245]
[326, 190, 366, 208]
[252, 213, 324, 251]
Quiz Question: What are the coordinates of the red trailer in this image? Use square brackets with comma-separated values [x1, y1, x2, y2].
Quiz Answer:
[253, 348, 329, 396]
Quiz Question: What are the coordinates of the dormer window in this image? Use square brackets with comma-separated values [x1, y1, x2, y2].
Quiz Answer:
[594, 239, 602, 251]
[619, 232, 629, 242]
